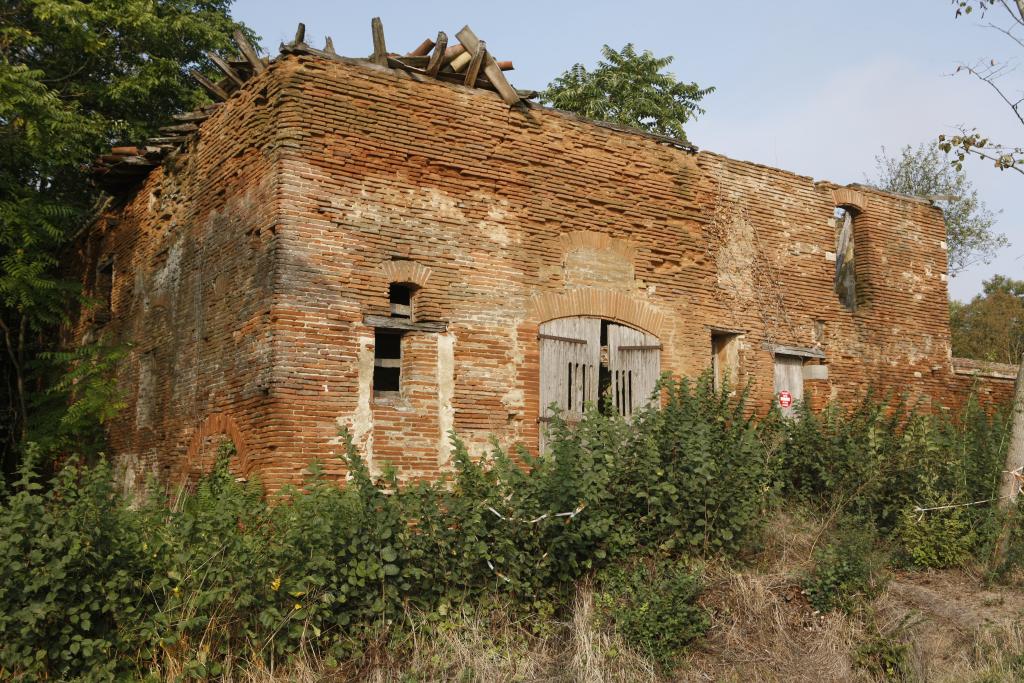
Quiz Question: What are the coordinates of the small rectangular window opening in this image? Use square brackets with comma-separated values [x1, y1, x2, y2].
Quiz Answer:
[389, 283, 413, 319]
[373, 329, 403, 393]
[95, 259, 114, 325]
[711, 332, 740, 392]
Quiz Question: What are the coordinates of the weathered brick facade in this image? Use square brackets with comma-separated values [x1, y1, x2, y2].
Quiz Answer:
[76, 50, 1018, 492]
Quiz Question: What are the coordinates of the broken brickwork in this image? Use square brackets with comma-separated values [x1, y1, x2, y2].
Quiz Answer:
[76, 36, 1018, 493]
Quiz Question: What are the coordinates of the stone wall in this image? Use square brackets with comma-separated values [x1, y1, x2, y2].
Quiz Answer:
[76, 53, 1018, 492]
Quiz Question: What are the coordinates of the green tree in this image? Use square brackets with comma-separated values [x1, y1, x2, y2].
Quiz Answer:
[950, 275, 1024, 364]
[938, 1, 1023, 175]
[541, 44, 713, 142]
[0, 1, 251, 475]
[869, 143, 1007, 275]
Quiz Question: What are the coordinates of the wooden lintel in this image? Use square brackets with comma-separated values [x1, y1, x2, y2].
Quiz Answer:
[294, 22, 306, 45]
[426, 32, 447, 76]
[764, 343, 825, 359]
[371, 17, 387, 66]
[464, 41, 486, 87]
[407, 38, 435, 56]
[364, 314, 447, 333]
[618, 344, 662, 351]
[455, 26, 520, 105]
[189, 69, 229, 101]
[207, 52, 245, 88]
[234, 29, 266, 74]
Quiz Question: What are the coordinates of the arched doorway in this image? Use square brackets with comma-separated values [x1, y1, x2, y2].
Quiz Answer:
[538, 317, 661, 428]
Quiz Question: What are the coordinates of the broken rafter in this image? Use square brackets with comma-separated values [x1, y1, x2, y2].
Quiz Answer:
[371, 17, 387, 66]
[324, 36, 336, 55]
[294, 22, 306, 45]
[206, 52, 245, 88]
[159, 122, 199, 134]
[190, 69, 229, 101]
[455, 26, 519, 105]
[234, 29, 266, 74]
[464, 41, 485, 87]
[425, 31, 447, 77]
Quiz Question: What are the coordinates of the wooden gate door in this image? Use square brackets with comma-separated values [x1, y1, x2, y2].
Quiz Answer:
[539, 317, 601, 426]
[607, 323, 661, 418]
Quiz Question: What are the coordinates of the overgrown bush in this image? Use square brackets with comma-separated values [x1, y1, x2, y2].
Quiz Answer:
[594, 558, 708, 670]
[0, 375, 772, 680]
[0, 378, 1014, 679]
[781, 394, 1012, 568]
[803, 523, 887, 614]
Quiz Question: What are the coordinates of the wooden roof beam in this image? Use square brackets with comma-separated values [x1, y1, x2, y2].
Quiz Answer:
[371, 17, 387, 66]
[455, 26, 520, 105]
[234, 29, 265, 74]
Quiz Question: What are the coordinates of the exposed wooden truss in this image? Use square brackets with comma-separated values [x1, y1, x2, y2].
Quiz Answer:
[92, 18, 534, 193]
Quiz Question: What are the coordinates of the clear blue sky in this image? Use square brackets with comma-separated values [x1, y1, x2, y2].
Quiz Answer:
[234, 0, 1022, 301]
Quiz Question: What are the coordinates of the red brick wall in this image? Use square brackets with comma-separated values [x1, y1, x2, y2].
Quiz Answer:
[76, 53, 1018, 493]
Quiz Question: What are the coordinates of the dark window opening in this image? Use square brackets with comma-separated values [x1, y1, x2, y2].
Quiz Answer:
[373, 329, 403, 393]
[389, 283, 413, 319]
[95, 259, 114, 325]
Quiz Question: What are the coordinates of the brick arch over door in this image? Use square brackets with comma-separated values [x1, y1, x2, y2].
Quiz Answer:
[527, 290, 665, 338]
[177, 412, 251, 486]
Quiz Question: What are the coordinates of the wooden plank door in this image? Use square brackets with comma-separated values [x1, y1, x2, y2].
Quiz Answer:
[539, 317, 600, 425]
[773, 354, 804, 417]
[607, 323, 661, 418]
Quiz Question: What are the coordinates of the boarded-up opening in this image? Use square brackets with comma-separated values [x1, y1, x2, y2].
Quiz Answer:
[711, 332, 741, 391]
[773, 354, 804, 417]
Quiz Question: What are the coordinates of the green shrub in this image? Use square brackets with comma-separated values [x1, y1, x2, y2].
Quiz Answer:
[594, 558, 708, 670]
[781, 394, 1012, 566]
[853, 623, 913, 681]
[0, 375, 768, 679]
[894, 503, 975, 569]
[804, 523, 887, 614]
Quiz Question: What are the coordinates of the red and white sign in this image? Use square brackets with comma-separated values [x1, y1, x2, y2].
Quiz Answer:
[778, 390, 794, 408]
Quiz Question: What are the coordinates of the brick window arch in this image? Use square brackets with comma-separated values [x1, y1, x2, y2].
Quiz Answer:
[178, 412, 250, 488]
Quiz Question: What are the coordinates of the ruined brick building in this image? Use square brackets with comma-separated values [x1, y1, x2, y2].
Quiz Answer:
[80, 22, 1018, 492]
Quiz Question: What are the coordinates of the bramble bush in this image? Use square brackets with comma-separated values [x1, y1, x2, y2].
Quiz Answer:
[0, 376, 1015, 678]
[780, 393, 1013, 571]
[0, 374, 773, 680]
[594, 557, 708, 670]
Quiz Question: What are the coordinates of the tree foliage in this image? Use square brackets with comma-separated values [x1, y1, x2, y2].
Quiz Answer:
[950, 275, 1024, 364]
[0, 1, 251, 475]
[939, 1, 1024, 175]
[540, 44, 714, 142]
[870, 143, 1007, 275]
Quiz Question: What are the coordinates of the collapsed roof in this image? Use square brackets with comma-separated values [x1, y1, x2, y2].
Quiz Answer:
[91, 19, 534, 194]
